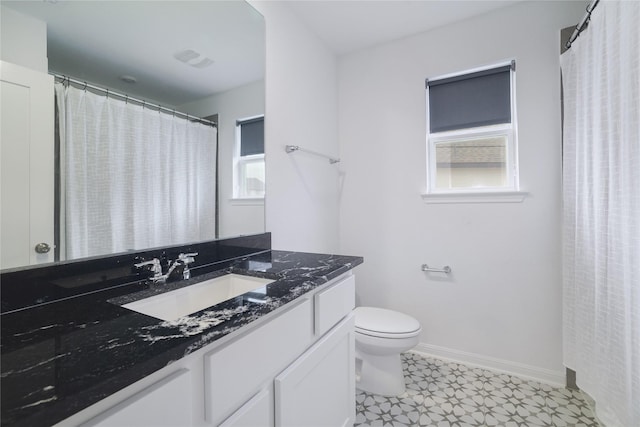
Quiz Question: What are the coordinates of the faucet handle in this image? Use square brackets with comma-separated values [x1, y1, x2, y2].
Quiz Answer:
[134, 258, 162, 275]
[178, 252, 198, 264]
[177, 253, 198, 280]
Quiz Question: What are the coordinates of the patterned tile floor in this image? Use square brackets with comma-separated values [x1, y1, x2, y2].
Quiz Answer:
[355, 352, 602, 427]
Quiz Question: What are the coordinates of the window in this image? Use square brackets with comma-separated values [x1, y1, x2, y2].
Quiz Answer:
[234, 116, 265, 199]
[425, 61, 519, 196]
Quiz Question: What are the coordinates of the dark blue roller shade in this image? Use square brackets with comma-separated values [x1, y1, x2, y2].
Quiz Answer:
[428, 65, 511, 133]
[238, 117, 264, 156]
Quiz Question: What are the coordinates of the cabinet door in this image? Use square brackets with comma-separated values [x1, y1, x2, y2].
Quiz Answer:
[220, 388, 273, 427]
[0, 61, 54, 268]
[275, 314, 355, 427]
[81, 369, 192, 427]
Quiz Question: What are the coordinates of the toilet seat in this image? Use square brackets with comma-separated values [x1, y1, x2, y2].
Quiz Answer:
[354, 307, 421, 339]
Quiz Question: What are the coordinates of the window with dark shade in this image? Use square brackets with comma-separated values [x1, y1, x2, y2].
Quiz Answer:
[427, 65, 512, 133]
[425, 61, 519, 195]
[237, 117, 264, 156]
[235, 115, 265, 199]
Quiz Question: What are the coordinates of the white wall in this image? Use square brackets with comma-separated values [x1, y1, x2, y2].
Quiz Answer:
[181, 80, 266, 238]
[338, 1, 585, 383]
[249, 1, 340, 254]
[0, 6, 48, 72]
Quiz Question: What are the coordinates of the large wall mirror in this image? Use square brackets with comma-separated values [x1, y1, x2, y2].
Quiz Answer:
[0, 1, 265, 269]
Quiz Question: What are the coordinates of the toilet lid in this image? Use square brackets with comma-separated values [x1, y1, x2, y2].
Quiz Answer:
[354, 307, 421, 337]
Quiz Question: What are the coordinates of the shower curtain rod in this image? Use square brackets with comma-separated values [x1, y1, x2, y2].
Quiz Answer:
[52, 73, 217, 127]
[565, 0, 600, 50]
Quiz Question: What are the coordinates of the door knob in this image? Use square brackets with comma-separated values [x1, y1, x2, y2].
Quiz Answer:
[35, 243, 51, 254]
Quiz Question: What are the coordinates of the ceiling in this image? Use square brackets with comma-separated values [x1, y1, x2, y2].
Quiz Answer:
[2, 1, 524, 106]
[285, 0, 523, 55]
[2, 1, 265, 107]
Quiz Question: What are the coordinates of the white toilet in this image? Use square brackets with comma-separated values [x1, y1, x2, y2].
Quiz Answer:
[354, 306, 421, 396]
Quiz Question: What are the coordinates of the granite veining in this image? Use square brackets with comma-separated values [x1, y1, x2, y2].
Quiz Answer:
[1, 249, 363, 426]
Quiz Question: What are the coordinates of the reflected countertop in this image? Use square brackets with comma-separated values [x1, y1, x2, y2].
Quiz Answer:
[0, 250, 363, 427]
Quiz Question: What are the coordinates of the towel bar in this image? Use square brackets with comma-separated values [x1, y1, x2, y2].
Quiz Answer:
[285, 145, 340, 164]
[421, 264, 451, 274]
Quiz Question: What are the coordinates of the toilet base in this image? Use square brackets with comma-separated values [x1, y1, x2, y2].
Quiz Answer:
[355, 350, 406, 396]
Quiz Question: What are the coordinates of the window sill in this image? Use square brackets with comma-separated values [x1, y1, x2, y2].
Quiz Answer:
[421, 191, 528, 204]
[230, 198, 265, 206]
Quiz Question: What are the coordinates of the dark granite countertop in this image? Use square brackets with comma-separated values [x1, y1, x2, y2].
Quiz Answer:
[0, 250, 363, 427]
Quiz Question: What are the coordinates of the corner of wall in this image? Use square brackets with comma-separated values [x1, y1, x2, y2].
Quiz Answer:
[250, 1, 341, 254]
[0, 6, 48, 72]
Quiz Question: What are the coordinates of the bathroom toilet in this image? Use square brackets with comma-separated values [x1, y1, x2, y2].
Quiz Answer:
[354, 306, 421, 396]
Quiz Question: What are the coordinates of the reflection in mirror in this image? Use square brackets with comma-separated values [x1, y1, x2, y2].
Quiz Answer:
[0, 1, 265, 269]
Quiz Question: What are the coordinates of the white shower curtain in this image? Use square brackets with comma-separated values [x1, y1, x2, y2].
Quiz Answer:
[56, 83, 217, 259]
[561, 1, 640, 426]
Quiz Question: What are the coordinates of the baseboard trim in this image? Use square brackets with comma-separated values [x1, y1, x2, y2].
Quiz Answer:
[412, 343, 566, 387]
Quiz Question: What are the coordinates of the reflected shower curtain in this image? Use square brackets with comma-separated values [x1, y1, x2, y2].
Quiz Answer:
[56, 83, 217, 259]
[561, 1, 639, 426]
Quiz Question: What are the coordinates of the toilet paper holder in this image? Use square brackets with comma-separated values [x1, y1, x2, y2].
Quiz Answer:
[421, 264, 451, 274]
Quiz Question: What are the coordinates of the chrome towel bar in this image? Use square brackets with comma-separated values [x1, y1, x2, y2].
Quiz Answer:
[421, 264, 451, 274]
[285, 145, 340, 164]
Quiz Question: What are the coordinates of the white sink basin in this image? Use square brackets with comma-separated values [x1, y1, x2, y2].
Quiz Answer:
[122, 274, 274, 321]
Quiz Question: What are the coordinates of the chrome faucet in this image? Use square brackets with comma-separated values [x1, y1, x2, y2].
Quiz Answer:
[134, 252, 198, 283]
[134, 258, 162, 279]
[175, 252, 198, 280]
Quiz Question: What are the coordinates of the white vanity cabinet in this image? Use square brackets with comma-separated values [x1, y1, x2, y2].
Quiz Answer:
[275, 314, 355, 427]
[205, 298, 314, 425]
[59, 272, 356, 427]
[274, 274, 356, 427]
[217, 273, 356, 427]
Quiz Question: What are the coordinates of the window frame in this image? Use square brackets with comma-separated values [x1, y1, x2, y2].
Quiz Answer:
[424, 60, 523, 200]
[233, 115, 265, 200]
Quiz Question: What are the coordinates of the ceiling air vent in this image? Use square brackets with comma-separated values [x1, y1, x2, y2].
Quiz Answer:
[173, 49, 214, 69]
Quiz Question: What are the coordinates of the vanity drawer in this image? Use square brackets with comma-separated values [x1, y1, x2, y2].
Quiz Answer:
[204, 298, 313, 425]
[314, 274, 355, 336]
[81, 369, 192, 427]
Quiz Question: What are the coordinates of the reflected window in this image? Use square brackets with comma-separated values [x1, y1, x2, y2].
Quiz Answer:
[234, 116, 265, 198]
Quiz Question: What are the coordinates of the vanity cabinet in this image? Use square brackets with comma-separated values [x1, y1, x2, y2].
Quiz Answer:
[205, 298, 313, 425]
[61, 272, 356, 427]
[275, 315, 355, 427]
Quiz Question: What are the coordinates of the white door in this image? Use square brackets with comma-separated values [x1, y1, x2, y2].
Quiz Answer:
[0, 61, 54, 269]
[275, 314, 356, 427]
